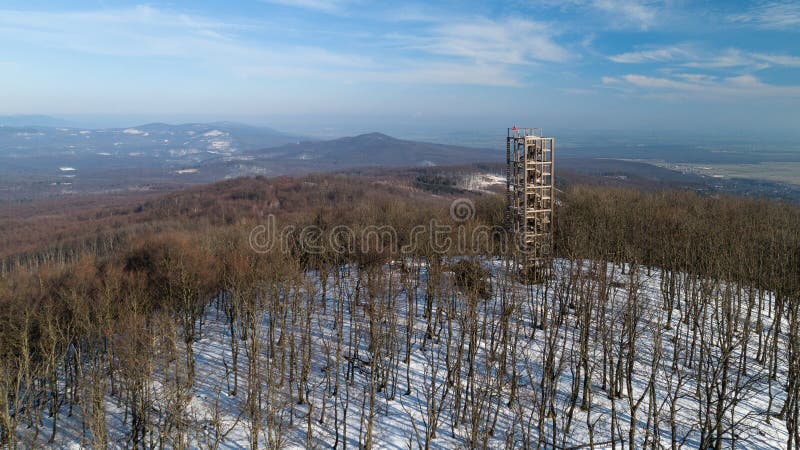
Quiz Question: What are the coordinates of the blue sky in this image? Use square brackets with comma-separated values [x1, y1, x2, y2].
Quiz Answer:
[1, 0, 799, 136]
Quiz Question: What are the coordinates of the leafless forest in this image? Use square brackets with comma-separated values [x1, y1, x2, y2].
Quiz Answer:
[1, 176, 799, 448]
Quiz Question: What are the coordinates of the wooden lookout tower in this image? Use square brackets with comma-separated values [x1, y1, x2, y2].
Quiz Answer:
[506, 127, 554, 280]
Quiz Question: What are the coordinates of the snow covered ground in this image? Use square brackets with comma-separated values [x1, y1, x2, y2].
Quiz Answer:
[460, 173, 505, 194]
[17, 259, 791, 449]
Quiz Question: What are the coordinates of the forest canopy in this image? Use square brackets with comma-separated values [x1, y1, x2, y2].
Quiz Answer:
[1, 174, 799, 448]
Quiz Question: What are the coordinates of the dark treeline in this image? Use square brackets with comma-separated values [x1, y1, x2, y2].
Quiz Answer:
[557, 187, 800, 291]
[1, 178, 799, 448]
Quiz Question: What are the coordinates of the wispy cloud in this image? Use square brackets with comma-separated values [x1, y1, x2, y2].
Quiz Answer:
[610, 45, 800, 71]
[371, 17, 574, 85]
[753, 53, 800, 67]
[239, 57, 526, 87]
[603, 73, 800, 97]
[0, 5, 255, 59]
[406, 18, 571, 65]
[728, 1, 800, 30]
[535, 0, 661, 30]
[0, 5, 576, 87]
[0, 5, 391, 90]
[260, 0, 352, 13]
[683, 50, 767, 70]
[589, 0, 659, 30]
[609, 46, 692, 63]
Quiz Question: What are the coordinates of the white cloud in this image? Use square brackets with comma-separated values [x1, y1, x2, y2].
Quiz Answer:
[728, 1, 800, 30]
[604, 73, 800, 97]
[0, 6, 375, 78]
[691, 51, 800, 71]
[610, 46, 800, 71]
[749, 53, 800, 67]
[0, 6, 574, 88]
[609, 46, 691, 63]
[682, 50, 765, 70]
[0, 6, 254, 59]
[531, 0, 661, 29]
[260, 0, 351, 13]
[678, 49, 800, 70]
[590, 0, 658, 30]
[411, 18, 571, 65]
[621, 74, 697, 90]
[375, 17, 573, 86]
[601, 76, 621, 84]
[674, 73, 716, 83]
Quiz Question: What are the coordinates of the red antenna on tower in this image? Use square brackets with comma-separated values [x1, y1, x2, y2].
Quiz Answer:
[511, 125, 517, 132]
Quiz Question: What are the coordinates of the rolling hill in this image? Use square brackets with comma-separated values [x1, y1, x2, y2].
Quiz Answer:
[200, 132, 494, 177]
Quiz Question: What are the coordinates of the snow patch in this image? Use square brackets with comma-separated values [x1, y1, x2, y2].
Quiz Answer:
[209, 140, 231, 150]
[122, 128, 149, 136]
[461, 172, 505, 192]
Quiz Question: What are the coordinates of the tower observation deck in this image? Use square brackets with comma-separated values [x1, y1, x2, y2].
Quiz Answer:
[506, 127, 554, 279]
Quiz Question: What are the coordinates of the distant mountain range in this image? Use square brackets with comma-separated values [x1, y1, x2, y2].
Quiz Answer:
[0, 114, 73, 127]
[0, 121, 495, 200]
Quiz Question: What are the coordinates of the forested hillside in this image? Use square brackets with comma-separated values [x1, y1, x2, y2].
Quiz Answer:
[1, 174, 799, 448]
